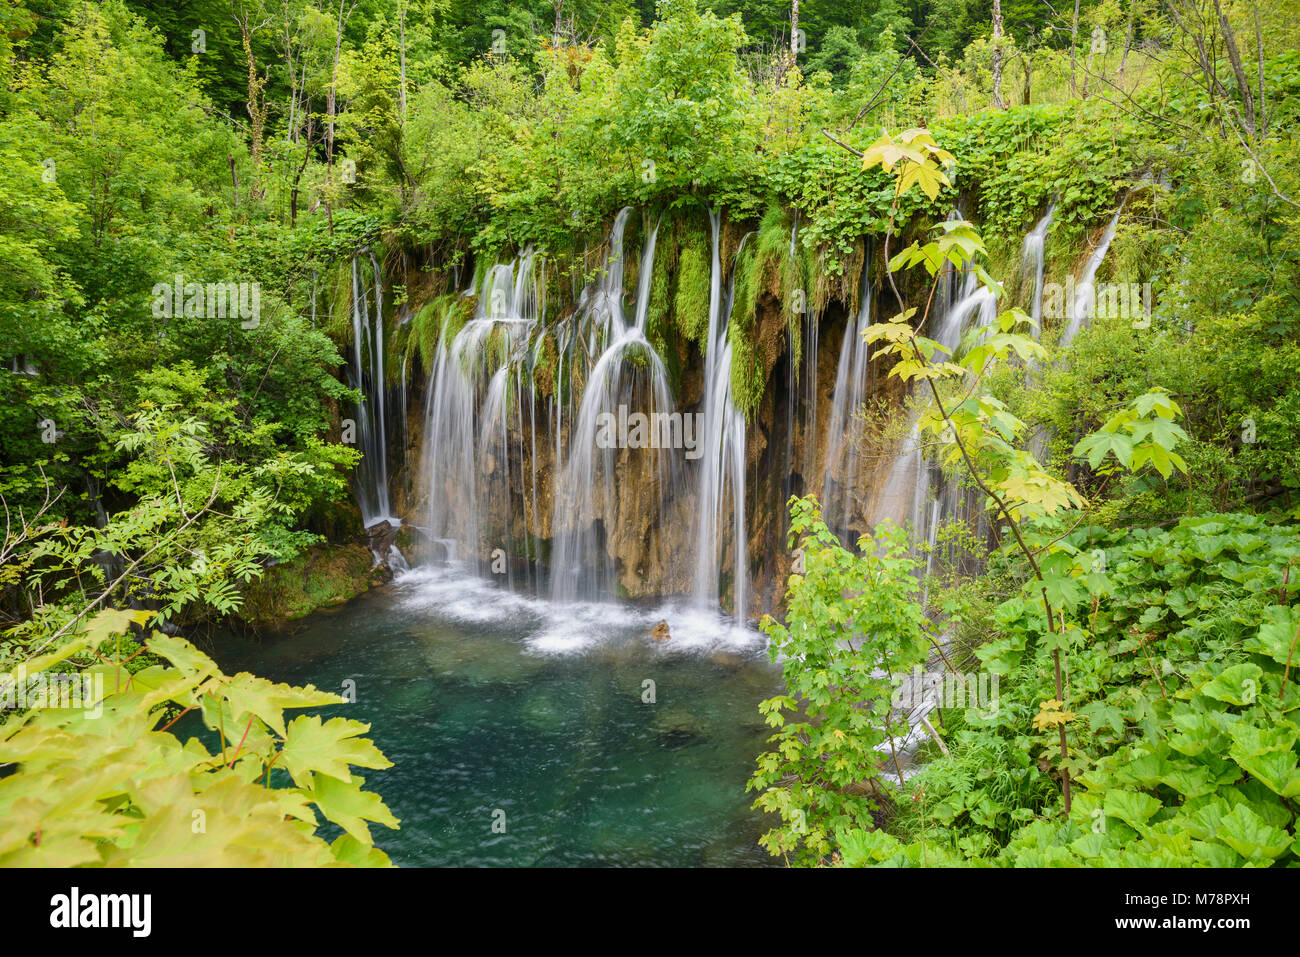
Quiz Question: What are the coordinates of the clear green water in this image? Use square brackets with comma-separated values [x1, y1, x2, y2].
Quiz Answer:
[203, 568, 784, 867]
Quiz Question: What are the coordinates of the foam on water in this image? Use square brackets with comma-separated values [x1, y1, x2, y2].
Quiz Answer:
[393, 564, 542, 625]
[393, 565, 764, 656]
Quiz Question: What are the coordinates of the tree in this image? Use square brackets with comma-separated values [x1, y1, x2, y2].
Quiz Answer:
[991, 0, 1004, 107]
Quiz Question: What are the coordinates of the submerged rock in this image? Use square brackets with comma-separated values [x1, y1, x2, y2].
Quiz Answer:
[709, 649, 744, 672]
[651, 707, 704, 748]
[518, 690, 569, 733]
[417, 628, 545, 688]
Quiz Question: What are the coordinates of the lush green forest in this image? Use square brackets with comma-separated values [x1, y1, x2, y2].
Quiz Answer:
[2, 0, 1300, 869]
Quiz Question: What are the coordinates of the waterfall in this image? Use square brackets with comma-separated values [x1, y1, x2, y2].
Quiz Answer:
[800, 298, 821, 486]
[867, 210, 1041, 567]
[1059, 205, 1124, 348]
[821, 249, 874, 542]
[422, 250, 539, 572]
[1027, 203, 1124, 460]
[869, 417, 927, 543]
[782, 213, 806, 507]
[691, 211, 749, 621]
[939, 272, 997, 353]
[410, 206, 1088, 624]
[1022, 204, 1056, 331]
[925, 207, 992, 356]
[796, 214, 820, 490]
[399, 352, 409, 473]
[349, 251, 394, 527]
[550, 210, 683, 604]
[931, 207, 964, 337]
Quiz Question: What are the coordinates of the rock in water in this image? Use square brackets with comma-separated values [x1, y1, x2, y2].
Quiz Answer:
[651, 620, 671, 642]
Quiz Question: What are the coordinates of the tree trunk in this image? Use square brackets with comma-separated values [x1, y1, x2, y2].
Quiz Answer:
[327, 0, 347, 169]
[992, 0, 1004, 108]
[289, 122, 313, 228]
[284, 24, 298, 146]
[791, 0, 799, 67]
[1119, 0, 1137, 85]
[237, 13, 268, 202]
[398, 0, 408, 129]
[1214, 0, 1257, 136]
[1071, 0, 1081, 96]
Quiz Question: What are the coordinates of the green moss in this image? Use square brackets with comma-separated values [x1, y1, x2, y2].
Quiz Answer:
[240, 543, 381, 628]
[482, 320, 512, 374]
[622, 215, 643, 296]
[728, 239, 764, 420]
[645, 215, 678, 347]
[385, 320, 409, 387]
[410, 298, 443, 373]
[749, 205, 814, 381]
[406, 293, 474, 374]
[471, 250, 494, 298]
[646, 260, 674, 347]
[783, 217, 816, 378]
[531, 330, 559, 398]
[325, 258, 354, 345]
[720, 205, 800, 420]
[441, 296, 470, 351]
[729, 323, 762, 420]
[675, 225, 711, 349]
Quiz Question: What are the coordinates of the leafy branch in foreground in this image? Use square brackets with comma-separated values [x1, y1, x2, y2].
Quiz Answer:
[0, 608, 398, 867]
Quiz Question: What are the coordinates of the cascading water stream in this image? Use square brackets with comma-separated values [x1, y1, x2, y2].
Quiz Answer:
[422, 252, 539, 572]
[691, 211, 749, 622]
[821, 249, 875, 543]
[349, 251, 395, 527]
[939, 272, 997, 352]
[1059, 204, 1125, 348]
[410, 206, 1075, 627]
[863, 231, 994, 563]
[550, 211, 682, 605]
[1022, 204, 1056, 332]
[1026, 203, 1125, 460]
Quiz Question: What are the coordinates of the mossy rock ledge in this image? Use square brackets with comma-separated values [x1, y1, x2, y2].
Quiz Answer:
[238, 542, 390, 630]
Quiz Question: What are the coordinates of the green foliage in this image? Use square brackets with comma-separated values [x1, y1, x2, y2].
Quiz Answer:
[600, 0, 759, 209]
[749, 497, 931, 865]
[940, 103, 1138, 244]
[872, 514, 1300, 867]
[767, 121, 1206, 870]
[3, 398, 355, 662]
[0, 609, 397, 866]
[6, 0, 1300, 873]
